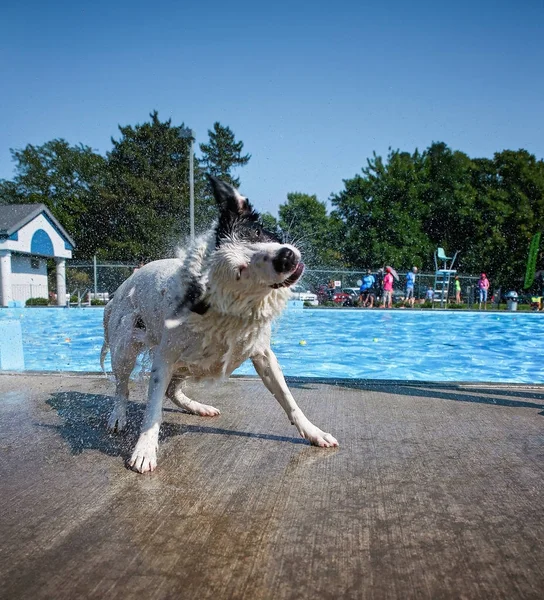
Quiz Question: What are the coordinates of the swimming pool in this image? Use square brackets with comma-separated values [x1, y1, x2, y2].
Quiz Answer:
[1, 307, 543, 383]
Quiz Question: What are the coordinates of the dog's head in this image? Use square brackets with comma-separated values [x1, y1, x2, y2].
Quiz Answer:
[207, 176, 305, 295]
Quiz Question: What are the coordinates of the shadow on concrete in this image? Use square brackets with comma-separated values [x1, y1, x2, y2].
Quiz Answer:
[285, 377, 544, 415]
[44, 391, 306, 461]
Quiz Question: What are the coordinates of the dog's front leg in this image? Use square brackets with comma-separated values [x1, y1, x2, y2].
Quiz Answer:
[129, 359, 174, 473]
[251, 349, 338, 448]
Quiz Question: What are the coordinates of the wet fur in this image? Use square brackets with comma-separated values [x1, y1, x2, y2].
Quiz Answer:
[101, 176, 338, 473]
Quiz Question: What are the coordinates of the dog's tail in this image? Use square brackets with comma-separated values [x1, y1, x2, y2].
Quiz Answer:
[100, 301, 112, 374]
[100, 340, 109, 374]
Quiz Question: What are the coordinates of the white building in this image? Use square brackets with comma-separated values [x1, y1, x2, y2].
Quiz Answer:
[0, 204, 75, 307]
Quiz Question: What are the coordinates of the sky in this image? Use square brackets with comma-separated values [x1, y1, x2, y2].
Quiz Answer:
[1, 0, 543, 216]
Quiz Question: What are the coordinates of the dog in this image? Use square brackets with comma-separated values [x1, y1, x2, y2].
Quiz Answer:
[101, 176, 338, 473]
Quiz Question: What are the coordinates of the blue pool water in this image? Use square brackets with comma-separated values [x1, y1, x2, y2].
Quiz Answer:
[1, 307, 543, 383]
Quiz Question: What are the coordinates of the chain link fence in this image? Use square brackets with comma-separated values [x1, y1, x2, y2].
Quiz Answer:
[300, 268, 483, 306]
[64, 260, 137, 303]
[62, 261, 490, 307]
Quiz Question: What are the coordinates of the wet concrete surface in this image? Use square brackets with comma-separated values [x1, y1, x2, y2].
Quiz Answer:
[0, 372, 543, 599]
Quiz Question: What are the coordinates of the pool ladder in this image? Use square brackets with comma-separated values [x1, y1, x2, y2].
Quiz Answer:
[433, 270, 456, 308]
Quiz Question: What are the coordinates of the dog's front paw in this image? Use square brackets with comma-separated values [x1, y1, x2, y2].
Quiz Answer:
[301, 426, 339, 448]
[128, 437, 158, 473]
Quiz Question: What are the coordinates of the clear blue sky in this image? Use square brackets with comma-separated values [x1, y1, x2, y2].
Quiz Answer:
[1, 0, 543, 215]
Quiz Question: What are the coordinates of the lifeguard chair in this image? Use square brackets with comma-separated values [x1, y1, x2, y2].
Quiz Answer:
[433, 247, 459, 308]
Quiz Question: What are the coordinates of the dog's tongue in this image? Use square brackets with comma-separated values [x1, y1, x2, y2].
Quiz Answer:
[271, 262, 305, 289]
[288, 261, 305, 284]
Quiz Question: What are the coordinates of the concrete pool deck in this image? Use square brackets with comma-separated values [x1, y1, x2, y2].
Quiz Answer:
[0, 373, 542, 599]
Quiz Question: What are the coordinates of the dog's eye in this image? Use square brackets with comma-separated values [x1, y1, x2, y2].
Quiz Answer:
[248, 226, 261, 240]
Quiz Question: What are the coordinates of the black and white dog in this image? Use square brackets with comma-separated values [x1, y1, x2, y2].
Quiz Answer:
[101, 176, 338, 473]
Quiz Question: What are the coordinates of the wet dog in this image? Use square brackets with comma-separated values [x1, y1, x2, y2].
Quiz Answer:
[101, 176, 338, 473]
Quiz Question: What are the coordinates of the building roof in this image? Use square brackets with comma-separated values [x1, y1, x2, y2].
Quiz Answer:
[0, 203, 75, 247]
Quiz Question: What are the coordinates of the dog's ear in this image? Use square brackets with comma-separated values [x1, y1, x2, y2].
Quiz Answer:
[208, 175, 252, 216]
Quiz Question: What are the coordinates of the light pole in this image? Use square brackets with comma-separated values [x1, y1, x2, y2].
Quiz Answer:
[179, 127, 195, 240]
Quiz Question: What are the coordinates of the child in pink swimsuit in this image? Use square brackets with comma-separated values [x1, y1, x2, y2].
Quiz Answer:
[478, 273, 489, 309]
[381, 268, 394, 308]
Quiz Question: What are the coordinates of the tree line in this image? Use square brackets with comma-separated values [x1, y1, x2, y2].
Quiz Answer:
[1, 111, 543, 290]
[274, 143, 544, 290]
[0, 112, 249, 261]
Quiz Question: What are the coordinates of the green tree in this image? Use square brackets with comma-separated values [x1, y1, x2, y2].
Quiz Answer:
[278, 193, 343, 267]
[0, 180, 19, 205]
[260, 212, 283, 240]
[199, 122, 250, 187]
[468, 150, 544, 287]
[332, 143, 544, 289]
[419, 142, 477, 267]
[332, 149, 430, 270]
[95, 110, 200, 260]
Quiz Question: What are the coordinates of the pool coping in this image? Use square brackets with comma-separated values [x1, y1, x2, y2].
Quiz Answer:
[2, 369, 544, 390]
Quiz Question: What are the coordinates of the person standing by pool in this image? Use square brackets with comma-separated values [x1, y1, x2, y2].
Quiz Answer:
[425, 286, 434, 302]
[359, 269, 375, 307]
[404, 266, 418, 307]
[381, 267, 394, 308]
[478, 273, 490, 309]
[454, 275, 462, 304]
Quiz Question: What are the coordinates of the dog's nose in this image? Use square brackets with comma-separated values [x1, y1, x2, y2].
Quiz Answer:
[272, 247, 297, 274]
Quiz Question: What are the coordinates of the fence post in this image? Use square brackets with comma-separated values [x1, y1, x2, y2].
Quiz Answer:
[93, 255, 98, 298]
[466, 285, 474, 309]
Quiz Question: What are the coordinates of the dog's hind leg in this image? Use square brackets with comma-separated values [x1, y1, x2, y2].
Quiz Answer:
[107, 317, 142, 432]
[108, 376, 130, 433]
[166, 380, 221, 417]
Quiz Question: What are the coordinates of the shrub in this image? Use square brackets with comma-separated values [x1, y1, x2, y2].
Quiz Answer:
[91, 298, 106, 306]
[25, 297, 49, 306]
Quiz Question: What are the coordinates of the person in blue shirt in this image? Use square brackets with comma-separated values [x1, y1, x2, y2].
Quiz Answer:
[359, 269, 376, 307]
[404, 266, 418, 307]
